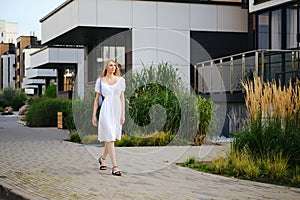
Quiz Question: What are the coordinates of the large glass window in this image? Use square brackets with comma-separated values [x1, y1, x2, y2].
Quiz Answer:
[87, 31, 131, 82]
[287, 4, 298, 48]
[271, 10, 281, 49]
[258, 12, 270, 49]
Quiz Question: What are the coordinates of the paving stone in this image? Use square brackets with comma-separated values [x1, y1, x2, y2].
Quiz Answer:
[0, 115, 299, 199]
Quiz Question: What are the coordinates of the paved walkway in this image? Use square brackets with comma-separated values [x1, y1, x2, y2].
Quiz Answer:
[0, 115, 300, 200]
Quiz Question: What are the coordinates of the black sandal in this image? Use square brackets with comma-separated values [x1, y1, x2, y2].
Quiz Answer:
[112, 166, 122, 176]
[98, 156, 106, 170]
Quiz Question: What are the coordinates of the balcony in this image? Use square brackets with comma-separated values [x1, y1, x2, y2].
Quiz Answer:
[194, 49, 300, 95]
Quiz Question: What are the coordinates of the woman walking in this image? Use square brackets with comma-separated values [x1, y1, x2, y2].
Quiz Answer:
[92, 59, 125, 176]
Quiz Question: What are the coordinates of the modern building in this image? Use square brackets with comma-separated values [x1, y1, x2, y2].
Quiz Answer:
[15, 36, 42, 89]
[30, 46, 84, 98]
[40, 0, 249, 96]
[0, 43, 15, 89]
[0, 20, 19, 44]
[22, 47, 57, 95]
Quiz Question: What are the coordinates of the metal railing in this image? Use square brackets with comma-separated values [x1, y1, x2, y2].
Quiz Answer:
[194, 49, 300, 94]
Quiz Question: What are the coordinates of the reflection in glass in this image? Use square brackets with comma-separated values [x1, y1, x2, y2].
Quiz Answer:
[258, 12, 269, 49]
[287, 4, 297, 49]
[271, 10, 281, 49]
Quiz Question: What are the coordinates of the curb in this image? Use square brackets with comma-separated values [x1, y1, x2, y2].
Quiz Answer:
[0, 181, 36, 200]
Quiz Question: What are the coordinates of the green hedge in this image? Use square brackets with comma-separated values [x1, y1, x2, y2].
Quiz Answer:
[26, 98, 75, 128]
[0, 87, 27, 110]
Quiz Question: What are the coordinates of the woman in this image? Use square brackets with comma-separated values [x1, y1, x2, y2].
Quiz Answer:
[92, 59, 125, 176]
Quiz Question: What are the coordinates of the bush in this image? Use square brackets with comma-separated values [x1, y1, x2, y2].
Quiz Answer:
[69, 132, 81, 143]
[81, 135, 98, 144]
[72, 91, 98, 140]
[26, 98, 74, 127]
[264, 151, 289, 181]
[43, 84, 57, 98]
[211, 156, 229, 174]
[234, 77, 300, 168]
[0, 87, 27, 110]
[115, 131, 176, 147]
[124, 62, 213, 144]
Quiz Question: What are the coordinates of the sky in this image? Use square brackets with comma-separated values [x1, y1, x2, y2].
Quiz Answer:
[0, 0, 66, 40]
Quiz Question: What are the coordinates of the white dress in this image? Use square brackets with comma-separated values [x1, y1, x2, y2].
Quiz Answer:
[95, 77, 126, 142]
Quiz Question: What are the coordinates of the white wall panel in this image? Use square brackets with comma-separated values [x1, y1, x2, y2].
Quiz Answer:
[41, 1, 78, 44]
[157, 29, 190, 66]
[132, 28, 157, 66]
[217, 6, 248, 32]
[191, 5, 217, 31]
[133, 1, 157, 28]
[158, 2, 190, 30]
[78, 0, 97, 25]
[97, 0, 132, 28]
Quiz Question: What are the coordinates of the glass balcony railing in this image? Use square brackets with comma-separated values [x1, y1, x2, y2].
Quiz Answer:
[194, 49, 300, 94]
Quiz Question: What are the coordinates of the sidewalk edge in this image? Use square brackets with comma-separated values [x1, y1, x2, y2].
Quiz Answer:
[0, 180, 36, 200]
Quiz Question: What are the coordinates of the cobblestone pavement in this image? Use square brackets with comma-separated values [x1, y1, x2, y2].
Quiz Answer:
[0, 115, 300, 200]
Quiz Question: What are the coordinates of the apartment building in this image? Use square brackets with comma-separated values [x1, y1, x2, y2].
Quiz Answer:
[40, 0, 248, 95]
[30, 46, 83, 98]
[15, 36, 42, 89]
[0, 43, 15, 89]
[0, 20, 19, 44]
[22, 47, 57, 95]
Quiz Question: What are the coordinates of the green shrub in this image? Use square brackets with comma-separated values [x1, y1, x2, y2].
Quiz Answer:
[69, 132, 81, 143]
[115, 131, 175, 147]
[184, 156, 195, 165]
[0, 87, 27, 110]
[211, 156, 229, 174]
[291, 166, 300, 186]
[0, 106, 3, 112]
[43, 84, 57, 98]
[234, 77, 300, 170]
[124, 62, 213, 144]
[264, 151, 289, 181]
[72, 91, 98, 139]
[81, 134, 98, 144]
[26, 98, 74, 127]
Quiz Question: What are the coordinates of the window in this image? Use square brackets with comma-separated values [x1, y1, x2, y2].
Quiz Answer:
[271, 10, 281, 49]
[258, 12, 270, 49]
[87, 31, 131, 82]
[286, 4, 298, 48]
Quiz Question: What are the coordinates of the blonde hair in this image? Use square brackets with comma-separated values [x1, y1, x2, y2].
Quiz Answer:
[101, 59, 121, 77]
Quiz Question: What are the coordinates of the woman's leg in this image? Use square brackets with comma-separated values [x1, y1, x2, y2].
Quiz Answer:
[102, 142, 109, 159]
[106, 141, 117, 167]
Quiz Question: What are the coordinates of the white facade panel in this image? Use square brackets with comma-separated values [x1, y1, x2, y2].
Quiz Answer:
[31, 48, 50, 68]
[191, 5, 217, 31]
[41, 1, 79, 44]
[133, 1, 157, 28]
[132, 28, 158, 66]
[157, 2, 190, 30]
[26, 69, 56, 79]
[48, 48, 83, 63]
[217, 6, 248, 32]
[1, 55, 8, 88]
[5, 22, 18, 44]
[24, 48, 41, 71]
[9, 55, 15, 88]
[78, 0, 97, 25]
[249, 0, 294, 13]
[97, 0, 132, 28]
[132, 28, 190, 82]
[157, 29, 190, 66]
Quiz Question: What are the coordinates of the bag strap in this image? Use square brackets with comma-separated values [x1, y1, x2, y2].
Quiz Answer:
[100, 78, 102, 94]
